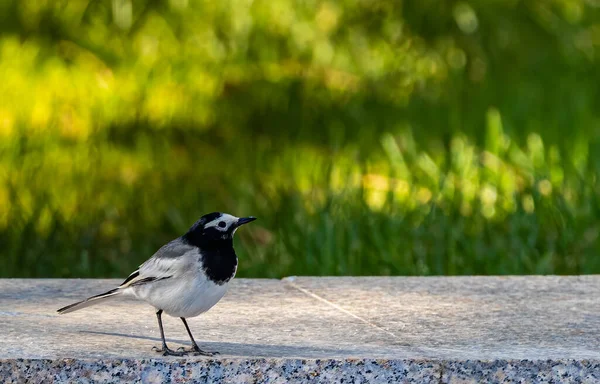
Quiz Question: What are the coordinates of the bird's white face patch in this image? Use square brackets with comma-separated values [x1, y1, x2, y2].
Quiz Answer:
[203, 214, 239, 233]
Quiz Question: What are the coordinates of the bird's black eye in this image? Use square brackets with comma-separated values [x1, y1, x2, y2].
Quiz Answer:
[218, 221, 226, 228]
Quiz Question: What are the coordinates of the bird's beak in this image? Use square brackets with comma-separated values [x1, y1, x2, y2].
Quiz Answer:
[236, 216, 257, 227]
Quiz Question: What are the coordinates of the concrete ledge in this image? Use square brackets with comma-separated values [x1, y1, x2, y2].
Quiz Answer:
[2, 277, 600, 383]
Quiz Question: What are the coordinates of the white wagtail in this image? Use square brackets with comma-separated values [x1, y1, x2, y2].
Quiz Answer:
[57, 212, 256, 356]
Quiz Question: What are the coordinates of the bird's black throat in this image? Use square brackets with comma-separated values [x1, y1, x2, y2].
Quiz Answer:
[182, 229, 238, 285]
[199, 245, 238, 285]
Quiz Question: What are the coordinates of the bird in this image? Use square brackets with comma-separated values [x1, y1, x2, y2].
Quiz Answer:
[57, 212, 256, 356]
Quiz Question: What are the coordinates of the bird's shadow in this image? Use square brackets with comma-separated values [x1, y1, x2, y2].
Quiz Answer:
[80, 330, 374, 358]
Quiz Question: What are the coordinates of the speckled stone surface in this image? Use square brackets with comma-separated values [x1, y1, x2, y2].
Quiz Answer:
[0, 359, 442, 383]
[2, 277, 600, 382]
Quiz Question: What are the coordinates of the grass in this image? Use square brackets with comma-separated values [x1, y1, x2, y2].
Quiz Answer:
[2, 115, 599, 278]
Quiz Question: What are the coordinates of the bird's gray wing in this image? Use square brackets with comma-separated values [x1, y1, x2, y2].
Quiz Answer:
[118, 239, 196, 288]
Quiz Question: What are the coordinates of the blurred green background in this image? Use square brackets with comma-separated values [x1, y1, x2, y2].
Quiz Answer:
[1, 0, 600, 278]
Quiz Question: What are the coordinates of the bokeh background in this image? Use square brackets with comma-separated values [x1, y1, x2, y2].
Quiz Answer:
[1, 0, 600, 278]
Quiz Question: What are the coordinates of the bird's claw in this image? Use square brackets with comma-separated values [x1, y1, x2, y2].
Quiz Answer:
[191, 346, 219, 356]
[152, 344, 219, 356]
[173, 345, 219, 356]
[152, 346, 188, 356]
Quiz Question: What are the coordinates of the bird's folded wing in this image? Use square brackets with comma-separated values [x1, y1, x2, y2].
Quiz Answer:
[118, 239, 197, 288]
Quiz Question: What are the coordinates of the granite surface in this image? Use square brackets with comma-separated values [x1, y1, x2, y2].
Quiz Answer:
[1, 276, 600, 382]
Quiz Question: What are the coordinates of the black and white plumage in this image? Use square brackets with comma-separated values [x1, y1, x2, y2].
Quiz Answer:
[57, 212, 256, 356]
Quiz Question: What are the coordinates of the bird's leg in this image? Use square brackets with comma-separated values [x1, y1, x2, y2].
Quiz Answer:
[176, 317, 219, 356]
[152, 309, 188, 356]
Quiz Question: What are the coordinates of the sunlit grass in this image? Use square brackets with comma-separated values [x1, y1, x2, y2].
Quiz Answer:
[5, 115, 597, 278]
[2, 110, 598, 278]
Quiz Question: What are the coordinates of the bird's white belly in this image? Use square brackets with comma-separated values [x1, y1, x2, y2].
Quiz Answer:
[131, 273, 229, 318]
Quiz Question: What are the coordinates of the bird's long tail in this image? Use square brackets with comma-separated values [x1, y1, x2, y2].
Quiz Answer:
[57, 288, 123, 314]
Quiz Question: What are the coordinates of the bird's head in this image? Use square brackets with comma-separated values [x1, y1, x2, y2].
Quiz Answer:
[183, 212, 256, 247]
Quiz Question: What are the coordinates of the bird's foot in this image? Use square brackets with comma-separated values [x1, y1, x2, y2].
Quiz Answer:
[177, 344, 220, 356]
[152, 345, 188, 356]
